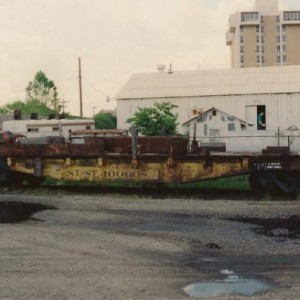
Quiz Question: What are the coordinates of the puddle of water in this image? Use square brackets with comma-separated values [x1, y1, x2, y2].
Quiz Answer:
[229, 215, 300, 239]
[184, 275, 274, 298]
[0, 201, 55, 223]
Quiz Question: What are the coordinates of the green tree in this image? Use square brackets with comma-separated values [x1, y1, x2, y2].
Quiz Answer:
[94, 113, 117, 129]
[26, 71, 60, 112]
[0, 99, 57, 117]
[126, 102, 178, 136]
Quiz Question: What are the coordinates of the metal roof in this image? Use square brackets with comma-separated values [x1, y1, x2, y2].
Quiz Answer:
[116, 65, 300, 100]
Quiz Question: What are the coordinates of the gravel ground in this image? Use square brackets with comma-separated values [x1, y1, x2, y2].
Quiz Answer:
[0, 192, 299, 300]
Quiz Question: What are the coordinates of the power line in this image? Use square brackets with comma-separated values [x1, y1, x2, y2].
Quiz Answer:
[56, 76, 77, 83]
[82, 77, 108, 97]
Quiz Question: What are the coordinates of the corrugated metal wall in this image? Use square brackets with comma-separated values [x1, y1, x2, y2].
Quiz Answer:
[117, 93, 300, 134]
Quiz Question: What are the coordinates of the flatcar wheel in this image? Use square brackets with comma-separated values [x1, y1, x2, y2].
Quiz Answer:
[23, 175, 44, 187]
[249, 173, 270, 193]
[9, 172, 25, 188]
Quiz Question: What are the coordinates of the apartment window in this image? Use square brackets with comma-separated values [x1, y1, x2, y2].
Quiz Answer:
[261, 36, 264, 43]
[261, 16, 264, 23]
[282, 35, 286, 42]
[282, 25, 286, 32]
[277, 25, 280, 32]
[256, 45, 260, 52]
[277, 55, 281, 63]
[256, 35, 260, 43]
[240, 26, 244, 33]
[283, 55, 287, 62]
[256, 25, 260, 33]
[240, 35, 244, 43]
[283, 45, 287, 52]
[261, 25, 264, 33]
[276, 15, 280, 22]
[240, 55, 244, 63]
[240, 45, 244, 53]
[277, 45, 281, 53]
[256, 55, 260, 63]
[261, 45, 264, 53]
[262, 56, 265, 63]
[241, 12, 259, 22]
[277, 36, 281, 43]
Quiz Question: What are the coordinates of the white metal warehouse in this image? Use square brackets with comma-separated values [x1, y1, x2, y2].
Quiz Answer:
[116, 65, 300, 153]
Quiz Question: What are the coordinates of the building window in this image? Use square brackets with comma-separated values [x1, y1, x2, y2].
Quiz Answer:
[228, 123, 236, 131]
[261, 45, 264, 53]
[283, 55, 287, 62]
[277, 25, 280, 32]
[240, 35, 244, 43]
[256, 35, 260, 43]
[240, 56, 244, 63]
[283, 45, 287, 52]
[52, 127, 59, 131]
[276, 15, 280, 22]
[282, 35, 286, 42]
[256, 26, 260, 33]
[256, 45, 260, 52]
[204, 124, 208, 136]
[261, 25, 264, 33]
[240, 45, 244, 53]
[240, 26, 244, 33]
[257, 105, 266, 130]
[284, 11, 300, 21]
[261, 16, 264, 23]
[277, 36, 281, 43]
[256, 55, 260, 63]
[241, 12, 259, 22]
[262, 56, 265, 63]
[277, 55, 281, 63]
[27, 128, 39, 132]
[277, 45, 281, 53]
[282, 25, 286, 32]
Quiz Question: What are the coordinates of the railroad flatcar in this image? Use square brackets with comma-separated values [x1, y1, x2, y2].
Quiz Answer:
[0, 130, 300, 194]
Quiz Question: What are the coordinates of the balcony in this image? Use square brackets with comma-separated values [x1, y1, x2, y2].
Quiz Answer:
[282, 11, 300, 24]
[226, 31, 234, 46]
[241, 12, 260, 25]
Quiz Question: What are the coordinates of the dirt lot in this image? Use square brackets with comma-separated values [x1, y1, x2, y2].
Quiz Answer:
[0, 192, 299, 299]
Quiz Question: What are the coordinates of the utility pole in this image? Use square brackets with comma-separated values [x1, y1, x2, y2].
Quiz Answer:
[60, 95, 69, 114]
[93, 106, 97, 117]
[78, 57, 83, 118]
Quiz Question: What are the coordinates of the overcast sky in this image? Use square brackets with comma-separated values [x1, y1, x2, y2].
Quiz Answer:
[0, 0, 299, 117]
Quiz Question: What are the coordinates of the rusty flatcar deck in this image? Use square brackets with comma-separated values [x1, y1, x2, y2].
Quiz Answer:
[1, 136, 300, 192]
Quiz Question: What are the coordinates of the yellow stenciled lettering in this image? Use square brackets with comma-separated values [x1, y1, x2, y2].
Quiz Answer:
[102, 169, 147, 179]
